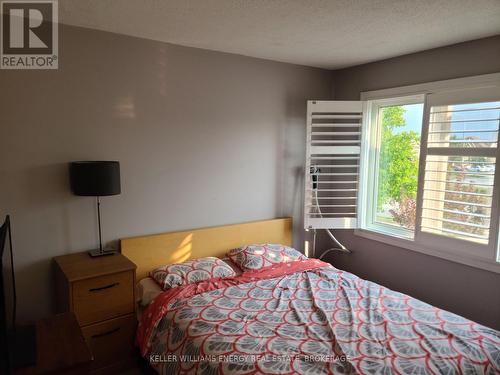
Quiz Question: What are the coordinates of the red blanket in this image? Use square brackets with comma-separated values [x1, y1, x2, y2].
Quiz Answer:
[137, 258, 329, 355]
[137, 259, 500, 374]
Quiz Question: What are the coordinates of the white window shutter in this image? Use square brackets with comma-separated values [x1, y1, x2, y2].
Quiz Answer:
[414, 86, 500, 259]
[304, 100, 365, 230]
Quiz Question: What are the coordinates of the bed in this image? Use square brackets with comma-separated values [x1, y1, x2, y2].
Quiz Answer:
[121, 218, 500, 375]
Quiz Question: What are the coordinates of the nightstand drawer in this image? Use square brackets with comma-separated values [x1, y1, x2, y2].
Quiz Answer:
[73, 271, 134, 326]
[82, 314, 136, 370]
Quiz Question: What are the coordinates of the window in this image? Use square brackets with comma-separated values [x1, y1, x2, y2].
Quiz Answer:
[414, 86, 500, 263]
[420, 101, 499, 245]
[362, 84, 500, 269]
[305, 74, 500, 272]
[363, 96, 424, 239]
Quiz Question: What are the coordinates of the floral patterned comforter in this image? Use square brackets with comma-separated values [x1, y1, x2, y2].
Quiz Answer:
[137, 259, 500, 374]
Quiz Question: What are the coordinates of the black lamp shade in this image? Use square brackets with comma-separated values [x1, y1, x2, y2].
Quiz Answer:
[70, 161, 121, 196]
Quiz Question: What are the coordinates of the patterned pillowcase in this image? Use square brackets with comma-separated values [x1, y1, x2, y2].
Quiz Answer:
[226, 244, 307, 271]
[150, 257, 236, 290]
[221, 257, 243, 276]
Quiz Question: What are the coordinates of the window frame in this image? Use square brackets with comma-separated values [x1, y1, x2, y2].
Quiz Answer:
[360, 94, 424, 240]
[357, 73, 500, 274]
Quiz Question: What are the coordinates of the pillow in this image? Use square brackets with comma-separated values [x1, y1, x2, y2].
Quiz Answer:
[227, 244, 307, 271]
[221, 257, 243, 276]
[150, 257, 236, 290]
[136, 277, 163, 306]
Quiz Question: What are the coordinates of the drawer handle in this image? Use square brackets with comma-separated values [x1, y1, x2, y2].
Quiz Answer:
[91, 327, 120, 339]
[88, 282, 119, 292]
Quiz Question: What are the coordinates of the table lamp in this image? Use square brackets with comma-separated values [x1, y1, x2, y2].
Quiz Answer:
[69, 161, 121, 257]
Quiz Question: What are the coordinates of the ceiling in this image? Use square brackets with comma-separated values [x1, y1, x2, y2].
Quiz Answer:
[58, 0, 500, 69]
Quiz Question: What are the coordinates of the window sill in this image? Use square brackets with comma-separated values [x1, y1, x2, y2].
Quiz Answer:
[354, 228, 500, 274]
[365, 222, 414, 241]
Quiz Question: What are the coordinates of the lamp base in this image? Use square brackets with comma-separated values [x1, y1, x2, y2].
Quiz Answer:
[88, 249, 117, 257]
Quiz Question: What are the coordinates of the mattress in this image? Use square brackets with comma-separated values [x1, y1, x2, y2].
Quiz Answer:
[137, 259, 500, 374]
[136, 277, 163, 321]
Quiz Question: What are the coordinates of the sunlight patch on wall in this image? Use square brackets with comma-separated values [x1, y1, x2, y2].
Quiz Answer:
[113, 95, 136, 119]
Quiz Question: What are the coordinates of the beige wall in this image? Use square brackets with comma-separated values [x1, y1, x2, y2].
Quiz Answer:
[325, 35, 500, 330]
[0, 24, 332, 321]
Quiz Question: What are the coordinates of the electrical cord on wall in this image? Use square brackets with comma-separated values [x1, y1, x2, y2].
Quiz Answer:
[310, 166, 351, 259]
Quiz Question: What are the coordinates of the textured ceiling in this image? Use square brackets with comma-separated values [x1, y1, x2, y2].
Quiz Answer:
[58, 0, 500, 69]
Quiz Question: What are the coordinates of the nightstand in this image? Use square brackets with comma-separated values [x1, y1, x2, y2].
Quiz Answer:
[54, 252, 137, 374]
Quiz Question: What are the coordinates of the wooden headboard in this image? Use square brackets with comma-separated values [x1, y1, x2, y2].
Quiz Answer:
[120, 217, 292, 280]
